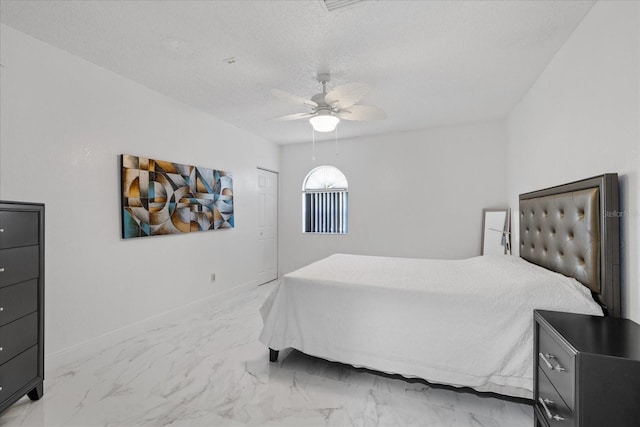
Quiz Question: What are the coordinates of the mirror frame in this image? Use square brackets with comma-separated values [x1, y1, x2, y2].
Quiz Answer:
[481, 208, 511, 255]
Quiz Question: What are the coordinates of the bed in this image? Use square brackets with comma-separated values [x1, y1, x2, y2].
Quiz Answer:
[259, 174, 620, 399]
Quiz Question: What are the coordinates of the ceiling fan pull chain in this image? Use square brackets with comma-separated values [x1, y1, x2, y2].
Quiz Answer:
[312, 128, 316, 161]
[335, 125, 339, 156]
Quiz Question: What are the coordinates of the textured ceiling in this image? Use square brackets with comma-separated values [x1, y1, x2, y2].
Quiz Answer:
[0, 0, 595, 144]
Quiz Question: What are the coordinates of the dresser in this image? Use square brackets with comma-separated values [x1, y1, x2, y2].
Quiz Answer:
[534, 310, 640, 427]
[0, 201, 44, 413]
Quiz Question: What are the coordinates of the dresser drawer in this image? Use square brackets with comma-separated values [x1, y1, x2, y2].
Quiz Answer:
[0, 345, 38, 403]
[538, 325, 575, 409]
[0, 312, 38, 365]
[0, 211, 39, 249]
[537, 368, 574, 427]
[0, 246, 39, 287]
[0, 279, 38, 327]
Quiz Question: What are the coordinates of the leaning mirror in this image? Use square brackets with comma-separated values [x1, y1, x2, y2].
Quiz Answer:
[481, 208, 511, 255]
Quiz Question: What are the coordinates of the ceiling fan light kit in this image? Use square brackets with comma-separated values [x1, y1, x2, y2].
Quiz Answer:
[272, 72, 385, 136]
[309, 111, 340, 132]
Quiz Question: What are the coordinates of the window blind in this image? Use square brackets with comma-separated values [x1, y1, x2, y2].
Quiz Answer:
[303, 190, 348, 234]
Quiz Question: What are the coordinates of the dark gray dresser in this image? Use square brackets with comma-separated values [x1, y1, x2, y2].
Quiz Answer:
[0, 201, 44, 413]
[534, 310, 640, 427]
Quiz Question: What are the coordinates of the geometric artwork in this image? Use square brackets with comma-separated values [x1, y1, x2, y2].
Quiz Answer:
[121, 154, 233, 239]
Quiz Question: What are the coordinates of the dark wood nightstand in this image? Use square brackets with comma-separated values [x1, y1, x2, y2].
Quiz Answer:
[0, 202, 45, 414]
[534, 310, 640, 427]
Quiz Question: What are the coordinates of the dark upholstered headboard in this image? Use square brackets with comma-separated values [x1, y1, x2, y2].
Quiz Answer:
[519, 174, 620, 317]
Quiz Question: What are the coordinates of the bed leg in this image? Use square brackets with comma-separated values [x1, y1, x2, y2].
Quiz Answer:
[269, 348, 279, 362]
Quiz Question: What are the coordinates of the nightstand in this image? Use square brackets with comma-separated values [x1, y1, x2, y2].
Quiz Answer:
[534, 310, 640, 427]
[0, 202, 45, 413]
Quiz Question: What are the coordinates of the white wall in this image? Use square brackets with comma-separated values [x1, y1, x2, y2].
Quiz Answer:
[0, 25, 279, 356]
[507, 1, 639, 322]
[279, 121, 508, 275]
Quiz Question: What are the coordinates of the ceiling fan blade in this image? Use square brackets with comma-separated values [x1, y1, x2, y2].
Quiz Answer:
[325, 83, 371, 109]
[271, 88, 317, 108]
[337, 105, 386, 121]
[273, 112, 315, 121]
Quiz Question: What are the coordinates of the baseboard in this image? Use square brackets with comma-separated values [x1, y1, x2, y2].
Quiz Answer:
[45, 280, 257, 373]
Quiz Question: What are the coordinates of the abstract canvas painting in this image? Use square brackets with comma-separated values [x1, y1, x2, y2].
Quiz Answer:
[121, 154, 233, 239]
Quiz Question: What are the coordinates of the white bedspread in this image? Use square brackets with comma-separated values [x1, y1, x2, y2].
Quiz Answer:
[259, 254, 603, 398]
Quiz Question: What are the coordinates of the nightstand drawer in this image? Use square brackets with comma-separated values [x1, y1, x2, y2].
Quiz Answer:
[538, 325, 575, 409]
[0, 246, 40, 287]
[537, 368, 574, 427]
[0, 279, 38, 327]
[0, 312, 38, 365]
[0, 211, 39, 250]
[0, 345, 38, 402]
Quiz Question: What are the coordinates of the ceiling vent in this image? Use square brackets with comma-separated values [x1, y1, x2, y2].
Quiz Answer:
[322, 0, 364, 12]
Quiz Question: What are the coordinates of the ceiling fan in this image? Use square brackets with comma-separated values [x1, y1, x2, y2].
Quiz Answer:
[272, 73, 386, 133]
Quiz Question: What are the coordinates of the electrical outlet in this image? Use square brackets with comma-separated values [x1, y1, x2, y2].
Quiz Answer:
[211, 273, 216, 283]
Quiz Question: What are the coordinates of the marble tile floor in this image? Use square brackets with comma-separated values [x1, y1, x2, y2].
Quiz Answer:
[1, 281, 533, 427]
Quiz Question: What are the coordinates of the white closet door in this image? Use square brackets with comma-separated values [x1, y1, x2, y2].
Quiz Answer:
[256, 168, 278, 285]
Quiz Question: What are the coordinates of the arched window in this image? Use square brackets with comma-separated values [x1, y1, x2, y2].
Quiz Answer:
[302, 165, 348, 234]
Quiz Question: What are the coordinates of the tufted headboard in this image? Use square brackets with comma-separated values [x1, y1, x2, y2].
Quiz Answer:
[519, 174, 620, 317]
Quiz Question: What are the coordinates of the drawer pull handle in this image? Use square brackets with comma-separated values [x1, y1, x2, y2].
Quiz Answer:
[539, 352, 554, 369]
[539, 397, 565, 422]
[539, 352, 565, 372]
